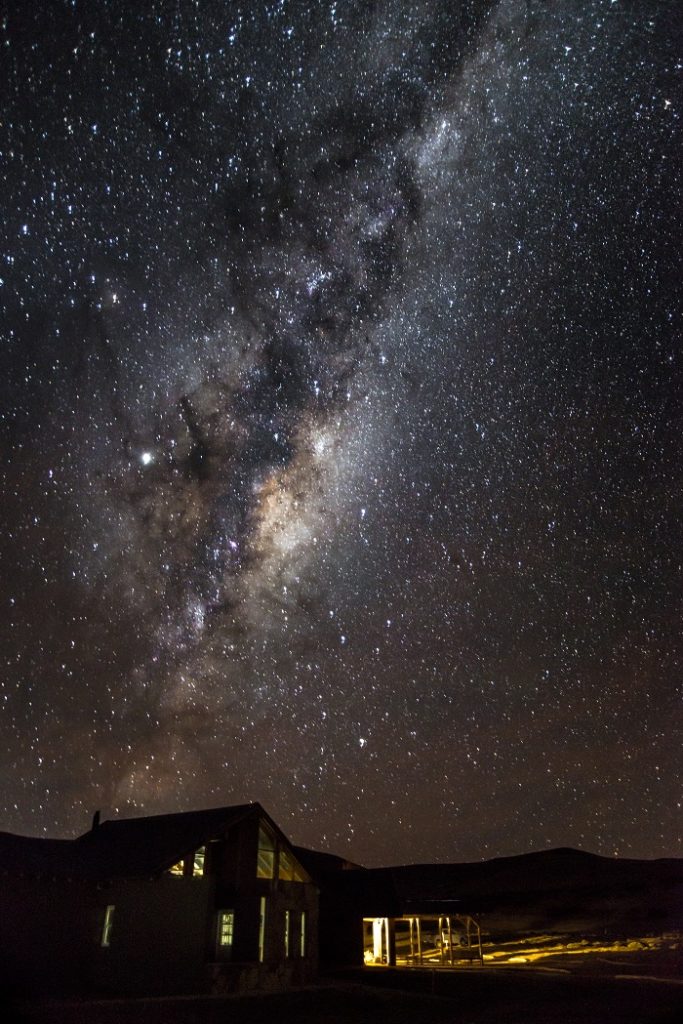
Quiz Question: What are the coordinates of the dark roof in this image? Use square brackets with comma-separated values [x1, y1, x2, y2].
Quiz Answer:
[0, 802, 267, 881]
[293, 845, 364, 879]
[0, 832, 76, 877]
[74, 802, 259, 878]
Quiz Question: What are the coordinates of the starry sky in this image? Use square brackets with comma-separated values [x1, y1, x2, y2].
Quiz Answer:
[1, 0, 681, 867]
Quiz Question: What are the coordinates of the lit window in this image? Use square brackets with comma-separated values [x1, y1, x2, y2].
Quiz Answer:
[279, 849, 293, 880]
[101, 905, 115, 947]
[278, 848, 307, 882]
[300, 911, 306, 957]
[193, 846, 206, 877]
[168, 846, 206, 877]
[217, 910, 234, 948]
[257, 824, 275, 879]
[258, 896, 267, 962]
[284, 909, 290, 957]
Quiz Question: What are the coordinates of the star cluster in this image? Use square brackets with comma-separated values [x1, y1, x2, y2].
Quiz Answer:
[0, 1, 680, 865]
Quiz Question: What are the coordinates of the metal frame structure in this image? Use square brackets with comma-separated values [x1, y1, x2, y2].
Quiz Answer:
[363, 913, 483, 967]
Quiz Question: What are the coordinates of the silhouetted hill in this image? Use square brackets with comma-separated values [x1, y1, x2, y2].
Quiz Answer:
[383, 846, 683, 899]
[300, 845, 683, 943]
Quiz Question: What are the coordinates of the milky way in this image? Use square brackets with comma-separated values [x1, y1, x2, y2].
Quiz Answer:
[1, 1, 681, 865]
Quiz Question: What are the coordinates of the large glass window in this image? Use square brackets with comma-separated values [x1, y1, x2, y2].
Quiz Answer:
[257, 824, 275, 878]
[278, 848, 307, 882]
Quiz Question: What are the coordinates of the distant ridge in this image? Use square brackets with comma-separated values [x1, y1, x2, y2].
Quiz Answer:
[297, 844, 683, 938]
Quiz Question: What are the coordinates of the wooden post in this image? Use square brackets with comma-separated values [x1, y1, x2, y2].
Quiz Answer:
[416, 917, 422, 964]
[387, 919, 397, 967]
[448, 916, 454, 966]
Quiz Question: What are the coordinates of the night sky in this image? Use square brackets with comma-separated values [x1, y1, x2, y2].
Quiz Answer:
[1, 0, 681, 867]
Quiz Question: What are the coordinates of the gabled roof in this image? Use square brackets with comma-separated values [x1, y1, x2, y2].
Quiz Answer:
[0, 832, 76, 877]
[0, 802, 296, 882]
[74, 802, 259, 879]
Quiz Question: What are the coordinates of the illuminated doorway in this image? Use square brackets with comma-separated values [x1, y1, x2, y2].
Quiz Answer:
[363, 917, 390, 964]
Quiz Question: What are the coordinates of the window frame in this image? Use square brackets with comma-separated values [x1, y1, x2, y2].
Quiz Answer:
[299, 909, 306, 958]
[216, 909, 235, 956]
[101, 904, 115, 948]
[167, 845, 207, 878]
[257, 823, 276, 879]
[258, 896, 267, 962]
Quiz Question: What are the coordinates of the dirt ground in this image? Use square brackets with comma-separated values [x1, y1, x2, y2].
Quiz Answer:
[9, 953, 683, 1024]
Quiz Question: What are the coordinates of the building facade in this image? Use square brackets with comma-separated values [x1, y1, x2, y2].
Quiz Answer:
[0, 803, 318, 997]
